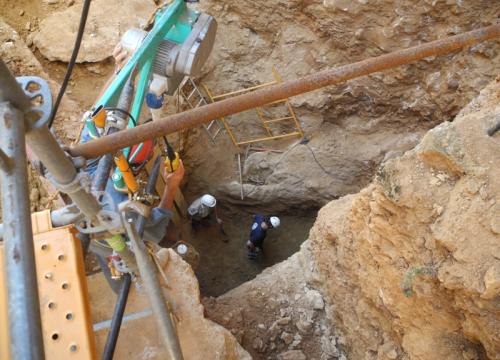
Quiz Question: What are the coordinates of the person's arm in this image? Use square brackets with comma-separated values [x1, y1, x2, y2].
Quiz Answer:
[159, 159, 185, 210]
[213, 205, 222, 224]
[94, 44, 129, 102]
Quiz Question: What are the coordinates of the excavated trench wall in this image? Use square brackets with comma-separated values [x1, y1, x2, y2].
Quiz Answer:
[184, 0, 499, 212]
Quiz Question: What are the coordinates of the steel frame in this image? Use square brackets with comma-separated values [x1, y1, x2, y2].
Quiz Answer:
[0, 101, 45, 360]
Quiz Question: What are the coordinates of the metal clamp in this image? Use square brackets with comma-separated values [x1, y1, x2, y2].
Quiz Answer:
[76, 192, 122, 235]
[48, 171, 90, 195]
[16, 76, 52, 130]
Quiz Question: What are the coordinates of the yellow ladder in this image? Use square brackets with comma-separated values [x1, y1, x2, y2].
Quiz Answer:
[177, 77, 224, 143]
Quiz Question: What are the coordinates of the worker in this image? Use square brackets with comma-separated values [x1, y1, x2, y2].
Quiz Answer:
[187, 194, 222, 229]
[113, 44, 128, 73]
[246, 215, 280, 259]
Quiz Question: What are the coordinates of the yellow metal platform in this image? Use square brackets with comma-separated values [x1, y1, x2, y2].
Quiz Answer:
[0, 210, 96, 359]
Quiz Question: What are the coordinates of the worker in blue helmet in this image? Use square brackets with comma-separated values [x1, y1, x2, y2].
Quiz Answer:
[246, 215, 280, 259]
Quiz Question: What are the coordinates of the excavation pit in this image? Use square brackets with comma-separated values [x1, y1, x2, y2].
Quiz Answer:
[167, 204, 318, 297]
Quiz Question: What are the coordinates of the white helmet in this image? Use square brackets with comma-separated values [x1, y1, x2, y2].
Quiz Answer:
[177, 244, 188, 255]
[201, 194, 216, 207]
[269, 216, 280, 228]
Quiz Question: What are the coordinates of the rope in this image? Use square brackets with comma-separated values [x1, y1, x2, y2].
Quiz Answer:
[146, 241, 171, 289]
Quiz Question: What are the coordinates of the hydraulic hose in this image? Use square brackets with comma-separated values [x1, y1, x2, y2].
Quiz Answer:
[48, 0, 92, 128]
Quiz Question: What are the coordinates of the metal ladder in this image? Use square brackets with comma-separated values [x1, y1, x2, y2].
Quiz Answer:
[178, 77, 224, 143]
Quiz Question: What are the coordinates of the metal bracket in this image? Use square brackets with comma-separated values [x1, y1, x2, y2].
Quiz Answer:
[16, 76, 52, 129]
[76, 192, 122, 235]
[48, 171, 91, 195]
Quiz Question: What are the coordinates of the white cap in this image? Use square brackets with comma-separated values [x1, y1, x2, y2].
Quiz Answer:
[177, 244, 188, 255]
[270, 216, 280, 228]
[201, 194, 216, 207]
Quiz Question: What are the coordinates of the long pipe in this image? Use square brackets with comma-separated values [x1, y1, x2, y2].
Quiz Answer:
[70, 24, 500, 159]
[0, 103, 45, 360]
[0, 61, 101, 221]
[122, 213, 184, 360]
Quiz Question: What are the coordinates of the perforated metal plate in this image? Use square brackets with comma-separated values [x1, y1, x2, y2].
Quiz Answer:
[0, 210, 96, 359]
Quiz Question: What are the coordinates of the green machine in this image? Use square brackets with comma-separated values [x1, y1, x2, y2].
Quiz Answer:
[84, 0, 217, 190]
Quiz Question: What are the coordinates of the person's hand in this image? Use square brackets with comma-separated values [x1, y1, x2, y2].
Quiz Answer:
[112, 43, 129, 72]
[216, 218, 223, 225]
[165, 159, 185, 191]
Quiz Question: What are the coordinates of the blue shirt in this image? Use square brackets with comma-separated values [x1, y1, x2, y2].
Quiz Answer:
[249, 214, 267, 248]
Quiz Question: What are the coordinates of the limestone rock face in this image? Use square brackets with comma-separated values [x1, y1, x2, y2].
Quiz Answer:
[185, 0, 499, 210]
[33, 0, 155, 62]
[308, 79, 500, 359]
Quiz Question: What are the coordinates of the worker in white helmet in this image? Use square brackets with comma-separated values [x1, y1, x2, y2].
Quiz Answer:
[187, 194, 222, 229]
[246, 215, 280, 259]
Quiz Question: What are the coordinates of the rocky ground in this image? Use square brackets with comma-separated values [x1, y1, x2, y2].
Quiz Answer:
[203, 250, 347, 360]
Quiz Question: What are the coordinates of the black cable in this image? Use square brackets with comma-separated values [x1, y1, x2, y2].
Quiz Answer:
[105, 107, 137, 126]
[302, 143, 336, 178]
[298, 137, 335, 177]
[244, 137, 336, 198]
[48, 0, 92, 129]
[102, 273, 132, 360]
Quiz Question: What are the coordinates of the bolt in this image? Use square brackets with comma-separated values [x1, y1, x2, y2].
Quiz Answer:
[44, 272, 53, 280]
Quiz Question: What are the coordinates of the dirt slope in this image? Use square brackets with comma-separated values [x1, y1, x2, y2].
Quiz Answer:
[204, 249, 347, 360]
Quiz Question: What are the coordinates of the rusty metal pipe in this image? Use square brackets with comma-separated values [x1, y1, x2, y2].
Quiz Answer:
[70, 24, 500, 159]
